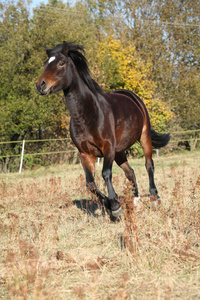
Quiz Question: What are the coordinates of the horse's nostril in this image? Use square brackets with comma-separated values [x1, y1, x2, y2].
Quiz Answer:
[40, 80, 46, 89]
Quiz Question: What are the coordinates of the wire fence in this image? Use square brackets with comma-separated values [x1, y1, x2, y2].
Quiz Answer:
[0, 129, 200, 173]
[0, 138, 73, 159]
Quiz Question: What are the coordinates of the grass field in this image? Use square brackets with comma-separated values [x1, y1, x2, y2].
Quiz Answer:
[0, 151, 200, 299]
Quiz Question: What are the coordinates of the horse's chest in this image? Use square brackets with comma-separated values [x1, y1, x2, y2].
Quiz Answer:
[70, 124, 103, 157]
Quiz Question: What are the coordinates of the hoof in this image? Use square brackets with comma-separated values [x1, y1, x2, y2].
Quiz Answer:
[111, 206, 123, 217]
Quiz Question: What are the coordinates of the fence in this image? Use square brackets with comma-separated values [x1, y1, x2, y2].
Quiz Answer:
[0, 129, 200, 173]
[0, 138, 78, 173]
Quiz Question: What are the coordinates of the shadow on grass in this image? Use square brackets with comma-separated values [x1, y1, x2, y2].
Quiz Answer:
[73, 199, 105, 215]
[61, 199, 118, 221]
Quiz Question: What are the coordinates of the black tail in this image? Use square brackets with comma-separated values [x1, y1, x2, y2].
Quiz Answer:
[151, 127, 170, 149]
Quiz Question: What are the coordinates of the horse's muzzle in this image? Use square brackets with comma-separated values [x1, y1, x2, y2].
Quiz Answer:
[35, 81, 50, 95]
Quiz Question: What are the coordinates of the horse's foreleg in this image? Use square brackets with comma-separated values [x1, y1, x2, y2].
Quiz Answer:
[80, 152, 109, 208]
[102, 154, 122, 216]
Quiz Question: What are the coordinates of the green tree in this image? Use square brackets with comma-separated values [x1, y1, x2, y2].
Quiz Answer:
[0, 0, 101, 170]
[0, 0, 98, 142]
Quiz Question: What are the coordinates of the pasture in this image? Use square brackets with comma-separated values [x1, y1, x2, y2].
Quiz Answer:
[0, 151, 200, 299]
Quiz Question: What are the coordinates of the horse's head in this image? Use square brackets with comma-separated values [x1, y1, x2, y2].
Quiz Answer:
[35, 42, 83, 95]
[35, 55, 68, 95]
[35, 41, 102, 97]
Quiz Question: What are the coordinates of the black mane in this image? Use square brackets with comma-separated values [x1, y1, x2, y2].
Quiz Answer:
[46, 41, 103, 95]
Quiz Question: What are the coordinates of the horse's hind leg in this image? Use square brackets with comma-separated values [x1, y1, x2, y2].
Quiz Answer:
[140, 131, 159, 202]
[115, 152, 140, 204]
[80, 152, 109, 209]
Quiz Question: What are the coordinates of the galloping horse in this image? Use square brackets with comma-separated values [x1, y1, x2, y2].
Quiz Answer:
[35, 41, 170, 217]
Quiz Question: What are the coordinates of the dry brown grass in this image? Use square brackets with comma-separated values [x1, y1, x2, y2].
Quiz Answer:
[0, 151, 200, 299]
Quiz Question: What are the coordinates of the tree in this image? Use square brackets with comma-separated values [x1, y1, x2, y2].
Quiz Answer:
[86, 0, 200, 130]
[0, 0, 101, 170]
[0, 0, 98, 142]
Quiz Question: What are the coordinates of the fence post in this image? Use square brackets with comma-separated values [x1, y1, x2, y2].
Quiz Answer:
[156, 149, 159, 158]
[97, 157, 100, 166]
[19, 140, 25, 174]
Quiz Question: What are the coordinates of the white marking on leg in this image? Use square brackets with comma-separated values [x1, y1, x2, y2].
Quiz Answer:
[133, 196, 141, 206]
[48, 56, 56, 64]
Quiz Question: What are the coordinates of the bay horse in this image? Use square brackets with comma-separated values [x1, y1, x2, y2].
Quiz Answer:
[35, 41, 170, 217]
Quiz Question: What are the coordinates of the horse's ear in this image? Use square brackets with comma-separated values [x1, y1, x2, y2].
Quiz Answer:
[62, 41, 69, 56]
[44, 46, 51, 58]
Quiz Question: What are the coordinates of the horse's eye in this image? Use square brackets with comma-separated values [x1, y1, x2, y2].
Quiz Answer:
[59, 61, 65, 66]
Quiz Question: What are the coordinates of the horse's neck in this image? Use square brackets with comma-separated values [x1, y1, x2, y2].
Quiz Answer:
[63, 78, 100, 122]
